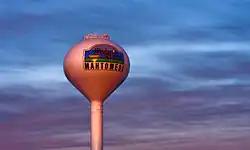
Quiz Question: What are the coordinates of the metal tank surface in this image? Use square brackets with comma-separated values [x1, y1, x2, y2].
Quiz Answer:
[63, 33, 130, 150]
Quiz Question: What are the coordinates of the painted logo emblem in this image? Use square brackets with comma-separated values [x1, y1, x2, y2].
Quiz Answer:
[84, 44, 124, 72]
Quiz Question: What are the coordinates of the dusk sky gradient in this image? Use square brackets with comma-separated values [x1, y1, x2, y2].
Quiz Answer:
[1, 0, 250, 150]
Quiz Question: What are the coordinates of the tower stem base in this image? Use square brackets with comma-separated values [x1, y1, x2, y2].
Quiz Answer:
[90, 101, 103, 150]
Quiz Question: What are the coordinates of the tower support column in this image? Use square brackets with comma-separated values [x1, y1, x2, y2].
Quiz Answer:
[90, 101, 103, 150]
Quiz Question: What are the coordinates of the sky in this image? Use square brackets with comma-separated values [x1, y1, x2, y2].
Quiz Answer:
[1, 0, 250, 149]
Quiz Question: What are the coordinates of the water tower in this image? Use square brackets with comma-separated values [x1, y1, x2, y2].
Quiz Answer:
[63, 33, 130, 150]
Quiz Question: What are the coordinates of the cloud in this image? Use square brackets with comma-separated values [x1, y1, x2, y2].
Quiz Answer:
[1, 0, 250, 50]
[2, 40, 250, 90]
[1, 0, 250, 81]
[1, 0, 250, 149]
[0, 75, 250, 149]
